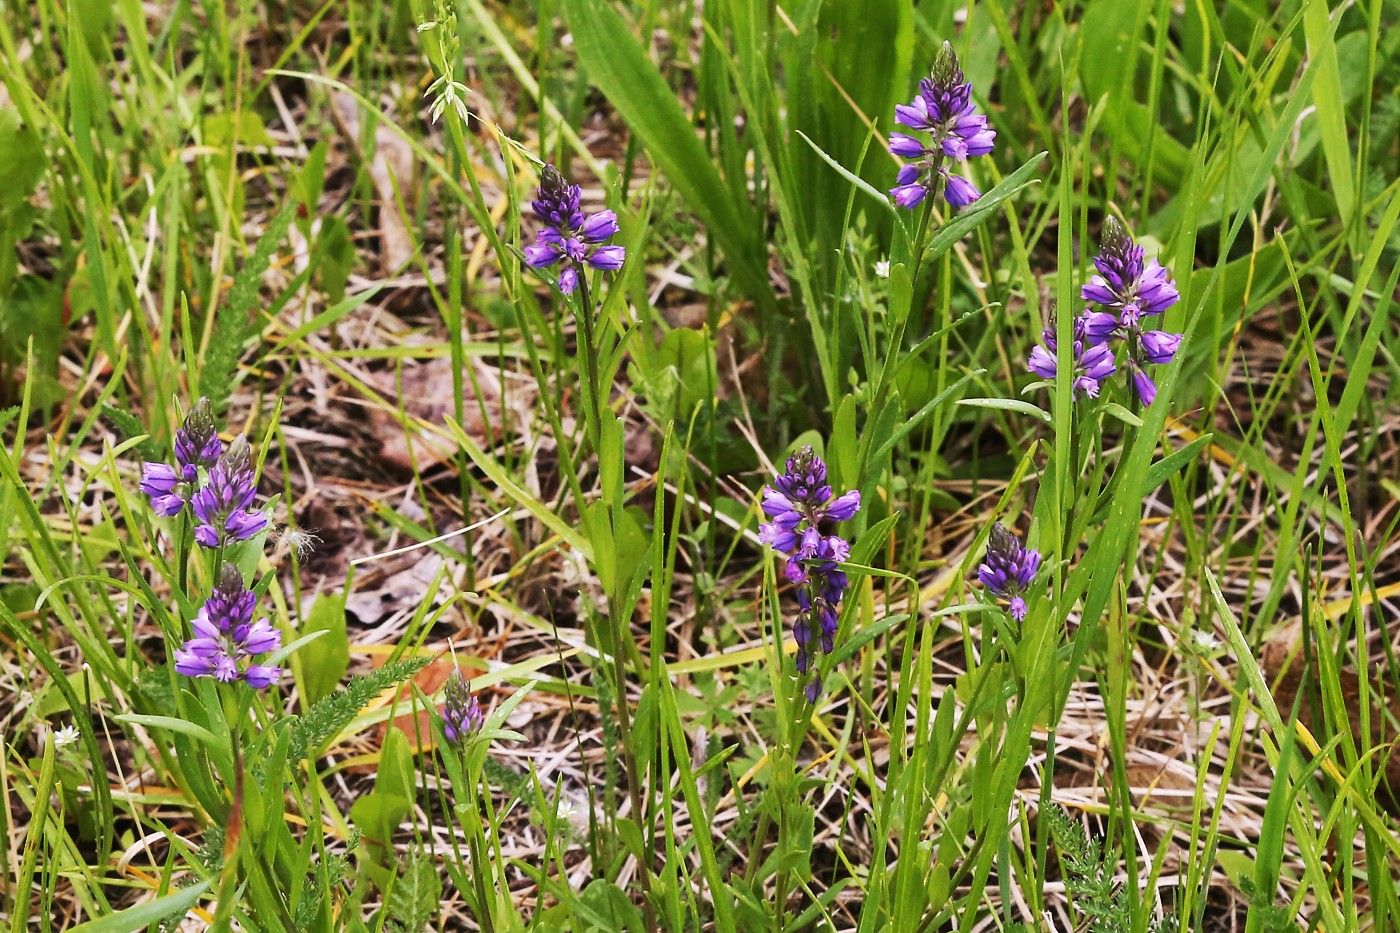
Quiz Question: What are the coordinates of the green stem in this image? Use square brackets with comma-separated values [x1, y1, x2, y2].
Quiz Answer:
[573, 274, 605, 456]
[467, 776, 498, 933]
[177, 511, 191, 595]
[574, 273, 657, 931]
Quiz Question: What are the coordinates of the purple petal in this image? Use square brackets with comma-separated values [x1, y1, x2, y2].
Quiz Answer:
[891, 183, 928, 209]
[213, 656, 239, 682]
[152, 494, 187, 517]
[1080, 312, 1120, 345]
[192, 611, 223, 640]
[587, 245, 626, 271]
[961, 128, 996, 157]
[239, 619, 281, 655]
[558, 267, 579, 294]
[823, 490, 861, 522]
[894, 99, 933, 130]
[758, 522, 799, 552]
[785, 556, 808, 584]
[1073, 375, 1103, 398]
[1081, 343, 1117, 381]
[140, 462, 180, 497]
[760, 488, 802, 523]
[888, 133, 926, 159]
[821, 535, 851, 563]
[523, 242, 562, 268]
[1131, 366, 1158, 405]
[1138, 278, 1180, 315]
[1140, 330, 1182, 365]
[943, 174, 980, 209]
[242, 665, 281, 688]
[174, 648, 214, 677]
[225, 509, 268, 542]
[1027, 346, 1058, 380]
[895, 163, 922, 186]
[579, 210, 620, 243]
[1081, 279, 1118, 307]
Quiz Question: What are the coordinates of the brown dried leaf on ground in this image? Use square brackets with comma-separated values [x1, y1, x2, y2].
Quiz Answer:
[365, 356, 535, 473]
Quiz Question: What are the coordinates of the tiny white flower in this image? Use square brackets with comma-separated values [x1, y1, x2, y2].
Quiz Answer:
[554, 796, 576, 824]
[53, 724, 80, 748]
[875, 260, 890, 279]
[1191, 629, 1222, 653]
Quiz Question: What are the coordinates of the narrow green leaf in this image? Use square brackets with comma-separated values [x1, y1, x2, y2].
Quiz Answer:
[67, 880, 212, 932]
[113, 714, 219, 747]
[563, 0, 769, 305]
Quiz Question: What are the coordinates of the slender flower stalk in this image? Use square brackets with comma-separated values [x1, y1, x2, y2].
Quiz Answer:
[522, 165, 626, 295]
[758, 446, 861, 701]
[173, 565, 282, 687]
[889, 42, 996, 210]
[976, 523, 1041, 621]
[1080, 218, 1183, 405]
[191, 436, 268, 548]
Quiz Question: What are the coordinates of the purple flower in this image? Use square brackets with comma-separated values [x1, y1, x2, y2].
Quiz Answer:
[1026, 313, 1118, 399]
[976, 523, 1041, 621]
[523, 165, 626, 295]
[440, 671, 484, 744]
[1081, 218, 1180, 325]
[1139, 330, 1181, 365]
[757, 446, 861, 701]
[140, 463, 188, 516]
[140, 398, 224, 516]
[174, 565, 282, 688]
[173, 398, 222, 481]
[190, 436, 268, 548]
[1128, 361, 1157, 405]
[1075, 219, 1184, 404]
[944, 175, 981, 209]
[888, 43, 996, 211]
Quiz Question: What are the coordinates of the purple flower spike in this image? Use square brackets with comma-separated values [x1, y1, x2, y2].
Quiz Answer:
[441, 671, 484, 745]
[976, 523, 1041, 621]
[888, 42, 995, 211]
[1071, 218, 1184, 403]
[524, 164, 626, 296]
[1081, 218, 1180, 323]
[1026, 313, 1118, 400]
[174, 565, 282, 688]
[191, 436, 267, 549]
[757, 446, 860, 702]
[173, 398, 222, 480]
[141, 398, 225, 516]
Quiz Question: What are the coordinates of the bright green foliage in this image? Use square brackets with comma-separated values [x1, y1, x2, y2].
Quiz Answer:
[289, 656, 432, 762]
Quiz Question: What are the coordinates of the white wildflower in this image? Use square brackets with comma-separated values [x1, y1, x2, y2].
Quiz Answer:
[53, 724, 80, 748]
